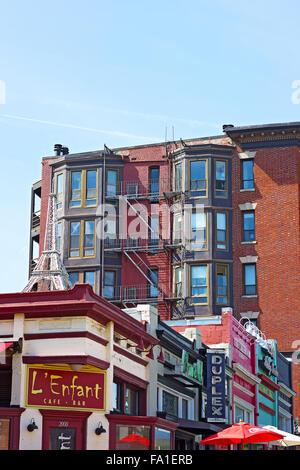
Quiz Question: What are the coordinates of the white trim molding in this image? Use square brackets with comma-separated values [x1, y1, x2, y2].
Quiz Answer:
[239, 255, 258, 264]
[232, 362, 261, 386]
[239, 202, 257, 211]
[238, 151, 257, 160]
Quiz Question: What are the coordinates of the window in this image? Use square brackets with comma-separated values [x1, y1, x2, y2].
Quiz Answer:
[84, 271, 95, 289]
[175, 163, 182, 192]
[83, 220, 95, 256]
[69, 272, 79, 286]
[149, 215, 159, 246]
[191, 265, 208, 304]
[241, 160, 254, 190]
[216, 264, 229, 305]
[125, 386, 139, 415]
[116, 425, 150, 450]
[104, 271, 116, 299]
[70, 171, 82, 207]
[69, 220, 95, 258]
[69, 221, 81, 257]
[70, 170, 98, 207]
[215, 160, 227, 197]
[85, 170, 97, 206]
[163, 391, 178, 417]
[174, 267, 182, 298]
[106, 169, 118, 197]
[243, 264, 257, 296]
[112, 381, 122, 412]
[149, 167, 159, 196]
[155, 428, 171, 450]
[234, 404, 253, 424]
[242, 211, 255, 242]
[190, 160, 207, 197]
[57, 222, 62, 252]
[56, 174, 63, 209]
[182, 399, 189, 419]
[149, 268, 158, 298]
[216, 212, 227, 250]
[191, 211, 207, 249]
[173, 213, 182, 244]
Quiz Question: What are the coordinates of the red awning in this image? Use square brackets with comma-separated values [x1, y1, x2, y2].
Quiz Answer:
[0, 342, 13, 353]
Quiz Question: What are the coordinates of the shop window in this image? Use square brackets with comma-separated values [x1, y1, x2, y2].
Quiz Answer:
[190, 160, 207, 197]
[116, 425, 151, 450]
[155, 428, 171, 450]
[112, 381, 122, 413]
[182, 399, 189, 419]
[190, 265, 208, 304]
[241, 159, 254, 190]
[215, 160, 227, 198]
[125, 386, 139, 415]
[0, 370, 12, 407]
[162, 391, 178, 417]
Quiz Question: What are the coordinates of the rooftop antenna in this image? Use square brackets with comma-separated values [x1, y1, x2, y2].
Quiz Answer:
[23, 193, 72, 292]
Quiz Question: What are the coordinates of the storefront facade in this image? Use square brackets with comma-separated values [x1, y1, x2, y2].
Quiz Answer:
[0, 284, 184, 450]
[256, 339, 279, 428]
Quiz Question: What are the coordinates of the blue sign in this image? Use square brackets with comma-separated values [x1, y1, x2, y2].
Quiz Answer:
[206, 349, 226, 423]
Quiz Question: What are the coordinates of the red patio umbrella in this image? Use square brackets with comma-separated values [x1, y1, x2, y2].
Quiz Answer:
[200, 421, 285, 450]
[118, 434, 150, 446]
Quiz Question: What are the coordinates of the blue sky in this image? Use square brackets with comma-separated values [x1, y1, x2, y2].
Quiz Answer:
[1, 0, 300, 292]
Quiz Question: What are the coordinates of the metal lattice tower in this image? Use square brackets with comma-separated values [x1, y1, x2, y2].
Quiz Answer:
[23, 193, 72, 292]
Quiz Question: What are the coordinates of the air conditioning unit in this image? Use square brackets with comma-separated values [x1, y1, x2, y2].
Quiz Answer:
[126, 183, 139, 197]
[124, 287, 137, 300]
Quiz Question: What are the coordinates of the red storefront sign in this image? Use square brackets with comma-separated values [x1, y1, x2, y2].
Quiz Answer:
[25, 366, 106, 412]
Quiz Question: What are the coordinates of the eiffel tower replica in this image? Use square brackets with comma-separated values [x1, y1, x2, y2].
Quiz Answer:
[23, 192, 72, 292]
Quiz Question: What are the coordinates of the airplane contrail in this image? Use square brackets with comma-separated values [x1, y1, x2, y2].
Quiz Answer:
[1, 113, 161, 141]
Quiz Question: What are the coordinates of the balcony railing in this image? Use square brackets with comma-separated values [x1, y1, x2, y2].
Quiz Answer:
[105, 178, 172, 199]
[104, 237, 171, 251]
[104, 284, 169, 302]
[31, 211, 41, 231]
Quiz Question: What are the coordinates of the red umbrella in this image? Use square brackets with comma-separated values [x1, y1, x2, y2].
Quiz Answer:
[118, 434, 150, 446]
[200, 421, 285, 450]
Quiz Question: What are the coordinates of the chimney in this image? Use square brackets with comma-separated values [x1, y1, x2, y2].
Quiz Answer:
[54, 144, 63, 156]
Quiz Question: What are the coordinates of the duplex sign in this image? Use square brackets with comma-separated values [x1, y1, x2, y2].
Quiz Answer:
[25, 366, 106, 412]
[206, 349, 226, 423]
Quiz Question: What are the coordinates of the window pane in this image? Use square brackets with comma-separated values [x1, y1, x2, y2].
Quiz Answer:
[69, 272, 79, 286]
[155, 428, 171, 450]
[242, 160, 254, 189]
[191, 265, 207, 301]
[190, 161, 206, 196]
[106, 170, 118, 196]
[182, 399, 188, 419]
[243, 211, 255, 241]
[116, 425, 150, 451]
[71, 172, 82, 206]
[125, 386, 139, 415]
[175, 164, 182, 192]
[86, 170, 97, 205]
[104, 271, 115, 298]
[244, 264, 256, 295]
[149, 269, 158, 297]
[216, 161, 227, 196]
[191, 212, 206, 248]
[84, 271, 95, 287]
[163, 391, 178, 416]
[70, 222, 80, 256]
[112, 382, 122, 412]
[217, 265, 228, 304]
[150, 168, 159, 195]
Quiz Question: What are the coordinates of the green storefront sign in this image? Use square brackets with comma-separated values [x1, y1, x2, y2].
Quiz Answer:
[181, 350, 203, 384]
